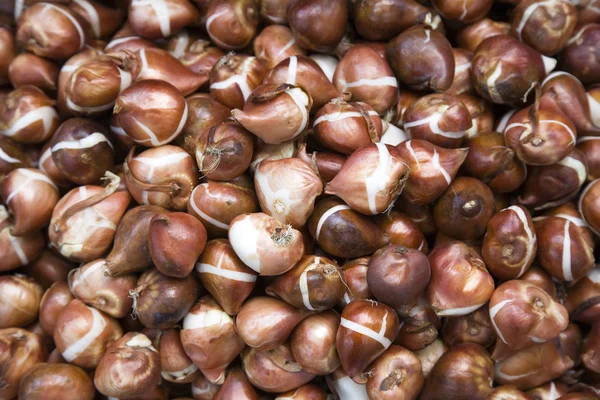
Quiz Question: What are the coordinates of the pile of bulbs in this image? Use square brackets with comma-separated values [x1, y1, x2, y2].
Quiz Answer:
[1, 0, 600, 399]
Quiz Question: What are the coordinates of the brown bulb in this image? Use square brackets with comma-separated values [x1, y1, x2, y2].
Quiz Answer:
[18, 363, 95, 400]
[287, 0, 348, 52]
[366, 345, 424, 400]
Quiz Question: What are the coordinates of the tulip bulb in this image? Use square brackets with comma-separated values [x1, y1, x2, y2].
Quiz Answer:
[209, 53, 267, 110]
[254, 25, 305, 69]
[290, 310, 341, 375]
[0, 328, 46, 400]
[128, 0, 200, 40]
[366, 345, 424, 400]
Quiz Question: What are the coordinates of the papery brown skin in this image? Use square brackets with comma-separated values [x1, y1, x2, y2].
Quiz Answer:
[104, 24, 157, 53]
[8, 53, 60, 95]
[149, 212, 207, 278]
[193, 375, 222, 400]
[236, 296, 312, 350]
[53, 299, 124, 369]
[209, 53, 267, 110]
[520, 265, 558, 300]
[445, 49, 475, 96]
[241, 343, 316, 393]
[413, 339, 448, 378]
[489, 280, 569, 351]
[0, 218, 45, 272]
[250, 140, 299, 176]
[336, 299, 400, 383]
[578, 137, 600, 180]
[0, 275, 42, 329]
[288, 0, 347, 52]
[433, 177, 495, 241]
[157, 329, 200, 383]
[214, 368, 259, 400]
[483, 205, 537, 280]
[18, 362, 95, 400]
[132, 268, 201, 329]
[580, 178, 600, 235]
[534, 216, 595, 282]
[308, 197, 389, 258]
[176, 93, 231, 155]
[276, 383, 329, 400]
[463, 130, 527, 193]
[290, 310, 341, 375]
[0, 328, 46, 400]
[375, 211, 428, 253]
[426, 241, 495, 317]
[393, 299, 440, 351]
[39, 282, 73, 337]
[0, 27, 16, 85]
[333, 45, 398, 115]
[70, 0, 124, 39]
[419, 343, 493, 400]
[38, 141, 72, 187]
[181, 296, 245, 371]
[94, 332, 161, 398]
[488, 386, 530, 400]
[179, 39, 225, 79]
[441, 305, 496, 348]
[258, 0, 291, 24]
[16, 3, 90, 60]
[339, 258, 372, 307]
[254, 25, 305, 69]
[296, 145, 346, 183]
[402, 93, 471, 148]
[526, 381, 569, 400]
[22, 248, 72, 290]
[471, 35, 556, 105]
[351, 0, 443, 41]
[433, 0, 492, 23]
[494, 324, 581, 390]
[231, 83, 312, 145]
[565, 267, 600, 324]
[561, 23, 600, 85]
[456, 18, 511, 53]
[206, 0, 259, 50]
[583, 321, 600, 373]
[395, 199, 437, 237]
[68, 259, 137, 318]
[312, 100, 382, 155]
[196, 121, 254, 181]
[1, 168, 59, 235]
[365, 345, 424, 400]
[387, 25, 454, 92]
[397, 139, 468, 205]
[0, 136, 33, 175]
[0, 85, 60, 144]
[49, 118, 114, 184]
[104, 205, 169, 276]
[325, 143, 409, 215]
[459, 94, 495, 140]
[518, 149, 588, 210]
[128, 0, 200, 40]
[264, 55, 343, 113]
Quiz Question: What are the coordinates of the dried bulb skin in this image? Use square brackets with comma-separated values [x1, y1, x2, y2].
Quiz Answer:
[520, 265, 558, 300]
[0, 85, 60, 144]
[68, 259, 137, 318]
[419, 343, 494, 400]
[0, 275, 43, 329]
[456, 19, 511, 53]
[432, 0, 492, 23]
[333, 45, 398, 115]
[433, 177, 495, 241]
[534, 216, 595, 282]
[232, 83, 312, 145]
[526, 381, 569, 399]
[446, 49, 475, 97]
[39, 282, 73, 337]
[149, 212, 207, 278]
[393, 299, 440, 351]
[179, 38, 225, 78]
[579, 179, 600, 235]
[471, 35, 555, 105]
[242, 343, 316, 393]
[206, 0, 259, 50]
[53, 299, 123, 369]
[0, 136, 33, 175]
[366, 345, 424, 400]
[561, 24, 600, 85]
[8, 53, 60, 95]
[367, 245, 431, 314]
[339, 258, 372, 307]
[387, 26, 455, 92]
[0, 328, 46, 400]
[578, 137, 600, 180]
[441, 305, 497, 348]
[70, 0, 124, 39]
[228, 212, 304, 276]
[18, 363, 95, 400]
[482, 205, 537, 280]
[49, 118, 114, 184]
[489, 280, 569, 351]
[16, 3, 90, 60]
[181, 296, 245, 371]
[254, 25, 305, 69]
[266, 255, 344, 311]
[94, 332, 161, 398]
[397, 140, 468, 205]
[494, 324, 581, 390]
[128, 0, 200, 40]
[375, 211, 428, 253]
[0, 218, 45, 272]
[325, 143, 409, 215]
[1, 168, 59, 235]
[0, 27, 16, 85]
[214, 368, 259, 400]
[413, 339, 448, 378]
[258, 0, 291, 25]
[565, 267, 600, 324]
[463, 131, 526, 194]
[104, 205, 169, 276]
[287, 0, 348, 52]
[583, 321, 600, 373]
[132, 268, 201, 329]
[193, 375, 221, 400]
[209, 54, 267, 110]
[250, 138, 298, 174]
[115, 80, 188, 147]
[196, 239, 258, 315]
[22, 247, 71, 292]
[236, 296, 312, 350]
[308, 197, 389, 258]
[276, 383, 329, 400]
[518, 149, 588, 210]
[296, 146, 347, 183]
[336, 299, 400, 383]
[488, 386, 530, 400]
[426, 242, 495, 317]
[290, 310, 341, 375]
